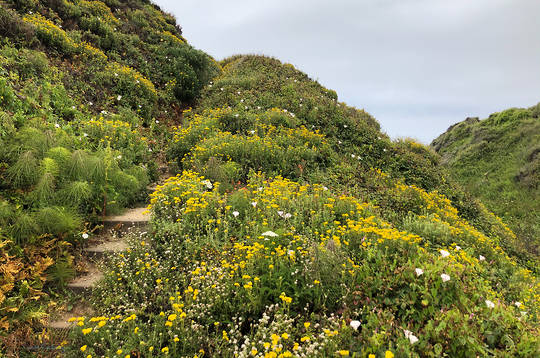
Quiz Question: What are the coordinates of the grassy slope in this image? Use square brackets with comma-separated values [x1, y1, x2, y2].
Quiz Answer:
[63, 55, 539, 357]
[0, 1, 538, 356]
[0, 0, 218, 351]
[431, 105, 540, 258]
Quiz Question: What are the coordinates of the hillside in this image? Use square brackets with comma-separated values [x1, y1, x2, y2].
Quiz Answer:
[432, 105, 540, 259]
[1, 1, 539, 357]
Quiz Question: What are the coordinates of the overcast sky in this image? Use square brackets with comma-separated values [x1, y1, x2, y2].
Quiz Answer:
[154, 0, 540, 143]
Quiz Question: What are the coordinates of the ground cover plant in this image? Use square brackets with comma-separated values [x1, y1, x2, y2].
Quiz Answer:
[65, 54, 539, 357]
[0, 0, 218, 352]
[0, 0, 538, 357]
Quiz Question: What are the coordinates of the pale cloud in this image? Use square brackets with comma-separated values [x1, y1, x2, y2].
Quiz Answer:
[155, 0, 540, 143]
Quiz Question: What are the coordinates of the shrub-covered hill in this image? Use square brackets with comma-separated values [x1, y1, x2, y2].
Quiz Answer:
[0, 0, 218, 349]
[431, 105, 540, 259]
[0, 1, 538, 357]
[63, 55, 539, 357]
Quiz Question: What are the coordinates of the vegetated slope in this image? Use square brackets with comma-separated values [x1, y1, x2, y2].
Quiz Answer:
[432, 105, 540, 260]
[0, 0, 218, 351]
[64, 55, 539, 357]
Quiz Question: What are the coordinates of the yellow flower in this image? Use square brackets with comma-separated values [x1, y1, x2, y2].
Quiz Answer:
[98, 320, 106, 327]
[168, 314, 177, 321]
[314, 280, 320, 284]
[80, 345, 87, 352]
[162, 347, 169, 354]
[86, 355, 92, 358]
[82, 328, 92, 335]
[174, 337, 180, 342]
[134, 327, 139, 333]
[304, 322, 310, 329]
[117, 349, 123, 354]
[282, 333, 289, 340]
[300, 336, 310, 342]
[385, 351, 394, 358]
[338, 351, 349, 356]
[251, 348, 258, 355]
[369, 355, 376, 358]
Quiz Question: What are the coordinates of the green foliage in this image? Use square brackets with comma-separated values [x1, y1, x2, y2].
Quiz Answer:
[432, 104, 540, 258]
[66, 173, 539, 357]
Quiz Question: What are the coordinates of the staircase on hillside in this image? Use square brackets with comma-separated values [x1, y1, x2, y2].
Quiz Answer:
[47, 170, 169, 332]
[47, 206, 150, 330]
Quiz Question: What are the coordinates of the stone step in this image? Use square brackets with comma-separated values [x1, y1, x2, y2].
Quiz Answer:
[48, 303, 94, 331]
[84, 239, 129, 260]
[102, 207, 150, 234]
[67, 265, 103, 294]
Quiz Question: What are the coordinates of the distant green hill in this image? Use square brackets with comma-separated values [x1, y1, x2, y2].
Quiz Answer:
[431, 105, 540, 259]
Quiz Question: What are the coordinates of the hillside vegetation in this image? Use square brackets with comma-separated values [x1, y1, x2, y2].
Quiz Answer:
[0, 0, 218, 350]
[1, 1, 539, 357]
[432, 106, 540, 260]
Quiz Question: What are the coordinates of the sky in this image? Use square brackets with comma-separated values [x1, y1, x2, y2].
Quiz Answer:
[154, 0, 540, 143]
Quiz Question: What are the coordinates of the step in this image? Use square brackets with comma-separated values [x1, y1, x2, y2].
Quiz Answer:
[67, 266, 103, 294]
[102, 207, 150, 233]
[84, 239, 129, 260]
[48, 303, 95, 331]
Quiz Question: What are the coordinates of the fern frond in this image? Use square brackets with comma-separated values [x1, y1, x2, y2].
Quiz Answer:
[7, 150, 39, 188]
[31, 172, 56, 205]
[35, 206, 81, 237]
[9, 212, 39, 246]
[58, 180, 92, 207]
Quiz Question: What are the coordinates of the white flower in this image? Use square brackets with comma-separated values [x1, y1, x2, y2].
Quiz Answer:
[257, 106, 261, 109]
[455, 246, 461, 251]
[277, 211, 284, 217]
[440, 273, 450, 282]
[117, 95, 122, 101]
[202, 180, 213, 189]
[251, 202, 257, 207]
[55, 123, 60, 128]
[515, 301, 522, 307]
[323, 186, 328, 191]
[82, 233, 89, 239]
[114, 73, 118, 77]
[257, 187, 263, 191]
[250, 130, 255, 134]
[440, 249, 450, 257]
[349, 320, 361, 330]
[351, 154, 356, 158]
[232, 211, 239, 217]
[237, 91, 241, 95]
[89, 102, 93, 106]
[220, 87, 224, 91]
[283, 213, 292, 219]
[415, 268, 424, 276]
[485, 300, 495, 309]
[83, 133, 88, 137]
[235, 114, 239, 118]
[116, 155, 122, 160]
[261, 231, 278, 237]
[404, 330, 419, 344]
[344, 125, 348, 128]
[71, 106, 76, 109]
[240, 99, 244, 102]
[479, 255, 485, 261]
